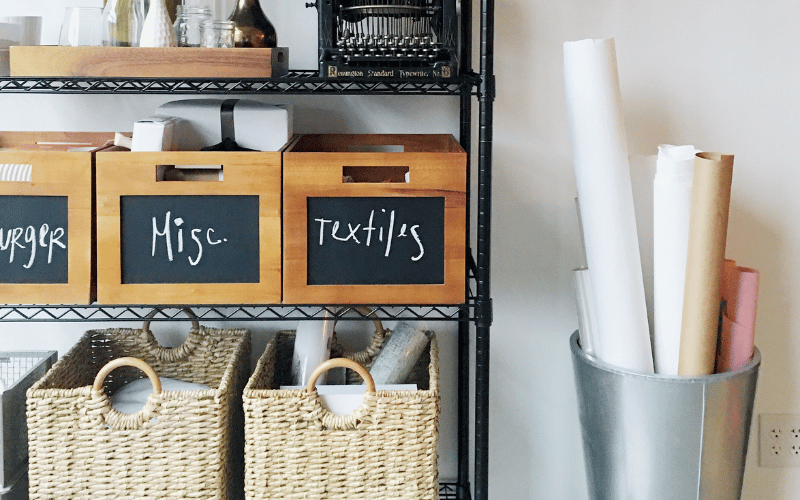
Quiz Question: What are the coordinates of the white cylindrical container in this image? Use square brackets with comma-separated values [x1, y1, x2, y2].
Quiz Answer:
[291, 311, 335, 386]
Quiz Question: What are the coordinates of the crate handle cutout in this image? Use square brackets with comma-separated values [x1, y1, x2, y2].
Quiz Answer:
[0, 164, 32, 182]
[343, 166, 409, 183]
[348, 144, 404, 153]
[156, 164, 224, 182]
[92, 357, 163, 430]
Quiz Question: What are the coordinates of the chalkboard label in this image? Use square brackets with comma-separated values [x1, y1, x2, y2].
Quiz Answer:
[307, 196, 444, 285]
[120, 195, 260, 284]
[0, 195, 69, 284]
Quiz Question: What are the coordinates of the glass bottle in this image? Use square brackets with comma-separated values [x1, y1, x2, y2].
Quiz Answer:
[227, 0, 277, 48]
[174, 5, 212, 47]
[102, 0, 145, 47]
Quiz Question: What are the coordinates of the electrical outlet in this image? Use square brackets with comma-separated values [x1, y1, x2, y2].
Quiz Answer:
[759, 414, 800, 466]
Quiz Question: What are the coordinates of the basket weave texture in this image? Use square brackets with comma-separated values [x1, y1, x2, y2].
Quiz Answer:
[26, 325, 251, 500]
[243, 330, 440, 500]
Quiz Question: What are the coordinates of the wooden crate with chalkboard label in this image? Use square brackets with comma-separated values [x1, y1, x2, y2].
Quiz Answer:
[95, 149, 282, 304]
[283, 134, 467, 304]
[0, 132, 114, 304]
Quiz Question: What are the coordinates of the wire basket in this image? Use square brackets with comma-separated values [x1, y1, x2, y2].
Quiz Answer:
[243, 328, 439, 500]
[26, 317, 250, 500]
[0, 351, 56, 488]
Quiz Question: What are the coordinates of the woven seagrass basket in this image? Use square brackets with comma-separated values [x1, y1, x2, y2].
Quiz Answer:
[243, 328, 439, 500]
[26, 315, 251, 500]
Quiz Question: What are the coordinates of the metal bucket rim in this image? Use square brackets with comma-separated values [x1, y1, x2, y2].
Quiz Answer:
[569, 330, 761, 383]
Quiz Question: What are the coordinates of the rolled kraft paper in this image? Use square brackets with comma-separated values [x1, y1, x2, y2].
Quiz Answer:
[721, 258, 738, 316]
[678, 152, 734, 376]
[564, 37, 653, 373]
[652, 145, 698, 375]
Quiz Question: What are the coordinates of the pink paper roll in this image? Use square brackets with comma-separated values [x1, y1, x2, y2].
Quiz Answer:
[716, 266, 760, 372]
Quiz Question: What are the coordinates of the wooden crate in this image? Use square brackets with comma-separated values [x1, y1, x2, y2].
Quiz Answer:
[283, 134, 467, 304]
[96, 150, 282, 305]
[9, 46, 288, 78]
[0, 131, 114, 305]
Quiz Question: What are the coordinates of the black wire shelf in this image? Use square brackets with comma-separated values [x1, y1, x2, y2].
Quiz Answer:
[0, 251, 477, 323]
[0, 302, 474, 323]
[439, 481, 463, 500]
[0, 71, 481, 96]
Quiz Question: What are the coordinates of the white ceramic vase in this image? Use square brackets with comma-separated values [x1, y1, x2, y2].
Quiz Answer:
[139, 0, 176, 47]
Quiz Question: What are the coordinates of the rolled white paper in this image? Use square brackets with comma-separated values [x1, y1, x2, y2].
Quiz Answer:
[652, 144, 699, 374]
[291, 311, 335, 386]
[279, 384, 417, 415]
[111, 376, 210, 415]
[369, 322, 430, 385]
[564, 38, 653, 373]
[572, 267, 599, 356]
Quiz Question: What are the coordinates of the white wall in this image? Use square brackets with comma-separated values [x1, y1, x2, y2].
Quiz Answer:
[491, 0, 800, 499]
[3, 0, 800, 499]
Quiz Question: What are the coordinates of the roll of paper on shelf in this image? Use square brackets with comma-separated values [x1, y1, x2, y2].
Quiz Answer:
[291, 311, 335, 386]
[369, 322, 431, 385]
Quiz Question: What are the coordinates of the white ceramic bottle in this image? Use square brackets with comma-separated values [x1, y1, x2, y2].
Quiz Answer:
[139, 0, 176, 47]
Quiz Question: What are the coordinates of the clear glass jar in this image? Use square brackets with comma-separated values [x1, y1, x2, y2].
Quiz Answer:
[173, 5, 212, 47]
[201, 20, 235, 48]
[102, 0, 145, 47]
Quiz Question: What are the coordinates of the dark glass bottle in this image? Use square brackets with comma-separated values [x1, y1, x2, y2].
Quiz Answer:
[228, 0, 277, 48]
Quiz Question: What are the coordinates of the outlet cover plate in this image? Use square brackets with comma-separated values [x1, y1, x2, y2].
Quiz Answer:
[759, 414, 800, 467]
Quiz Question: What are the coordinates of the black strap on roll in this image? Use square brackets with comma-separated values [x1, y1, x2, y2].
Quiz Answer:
[220, 99, 237, 142]
[201, 99, 257, 152]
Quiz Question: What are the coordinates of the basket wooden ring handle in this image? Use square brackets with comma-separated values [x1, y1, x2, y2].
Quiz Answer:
[142, 307, 200, 332]
[305, 358, 376, 393]
[92, 357, 162, 395]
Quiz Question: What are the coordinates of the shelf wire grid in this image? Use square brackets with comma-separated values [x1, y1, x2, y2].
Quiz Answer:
[439, 481, 461, 499]
[0, 71, 481, 96]
[0, 302, 474, 323]
[0, 252, 476, 323]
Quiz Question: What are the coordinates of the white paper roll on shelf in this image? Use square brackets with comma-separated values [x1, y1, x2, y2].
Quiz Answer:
[291, 311, 335, 386]
[564, 38, 654, 374]
[652, 144, 699, 375]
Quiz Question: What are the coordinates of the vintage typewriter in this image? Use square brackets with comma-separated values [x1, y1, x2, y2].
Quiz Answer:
[311, 0, 459, 79]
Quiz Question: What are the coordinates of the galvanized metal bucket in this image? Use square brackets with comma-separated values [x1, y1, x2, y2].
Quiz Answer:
[570, 331, 760, 500]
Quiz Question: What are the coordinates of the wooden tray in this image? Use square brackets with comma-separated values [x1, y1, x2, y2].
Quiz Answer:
[9, 46, 288, 78]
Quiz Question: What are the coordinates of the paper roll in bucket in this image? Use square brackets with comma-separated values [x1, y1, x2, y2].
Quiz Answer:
[571, 331, 759, 500]
[679, 152, 734, 376]
[563, 38, 653, 374]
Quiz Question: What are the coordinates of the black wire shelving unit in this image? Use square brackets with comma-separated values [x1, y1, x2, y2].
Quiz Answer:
[0, 71, 480, 96]
[0, 1, 495, 498]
